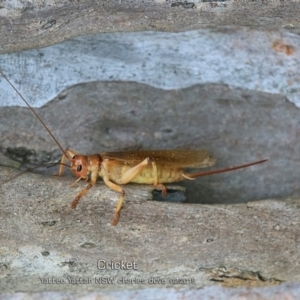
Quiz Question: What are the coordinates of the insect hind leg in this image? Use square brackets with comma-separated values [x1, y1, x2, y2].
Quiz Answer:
[111, 157, 169, 223]
[120, 157, 151, 184]
[121, 158, 168, 196]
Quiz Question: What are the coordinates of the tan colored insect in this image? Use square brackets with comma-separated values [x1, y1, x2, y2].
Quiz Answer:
[1, 70, 268, 225]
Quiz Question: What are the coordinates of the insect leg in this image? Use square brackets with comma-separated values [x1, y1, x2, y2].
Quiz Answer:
[71, 182, 95, 209]
[70, 170, 98, 208]
[151, 160, 167, 196]
[57, 148, 77, 176]
[58, 152, 68, 176]
[120, 157, 151, 184]
[102, 174, 125, 226]
[105, 157, 152, 225]
[120, 158, 166, 195]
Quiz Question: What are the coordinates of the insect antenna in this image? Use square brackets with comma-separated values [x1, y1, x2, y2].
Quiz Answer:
[0, 69, 69, 159]
[0, 162, 70, 186]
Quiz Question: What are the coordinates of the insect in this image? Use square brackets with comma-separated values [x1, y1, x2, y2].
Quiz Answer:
[0, 70, 268, 225]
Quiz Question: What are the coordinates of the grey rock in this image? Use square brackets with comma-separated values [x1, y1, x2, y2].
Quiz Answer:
[0, 81, 294, 204]
[0, 29, 299, 107]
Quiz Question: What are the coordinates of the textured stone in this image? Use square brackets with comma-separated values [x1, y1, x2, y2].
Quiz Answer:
[0, 81, 295, 204]
[1, 165, 300, 294]
[1, 1, 300, 297]
[0, 0, 300, 54]
[0, 29, 299, 107]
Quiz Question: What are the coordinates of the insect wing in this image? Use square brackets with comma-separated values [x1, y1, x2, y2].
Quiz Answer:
[101, 150, 216, 168]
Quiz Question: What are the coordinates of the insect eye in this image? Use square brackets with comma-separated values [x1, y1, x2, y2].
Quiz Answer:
[77, 165, 82, 172]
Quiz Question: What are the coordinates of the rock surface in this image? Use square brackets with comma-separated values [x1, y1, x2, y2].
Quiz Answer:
[0, 0, 300, 54]
[2, 284, 300, 300]
[0, 29, 299, 107]
[0, 81, 297, 204]
[1, 166, 300, 294]
[1, 0, 300, 298]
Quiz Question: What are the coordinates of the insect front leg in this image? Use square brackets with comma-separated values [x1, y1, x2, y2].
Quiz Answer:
[70, 168, 98, 209]
[57, 152, 68, 176]
[57, 148, 78, 176]
[71, 181, 96, 209]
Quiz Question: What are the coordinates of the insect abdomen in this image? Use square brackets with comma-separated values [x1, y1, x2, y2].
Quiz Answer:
[131, 164, 183, 184]
[102, 160, 183, 184]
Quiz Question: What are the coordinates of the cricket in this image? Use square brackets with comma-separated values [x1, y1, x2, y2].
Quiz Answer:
[0, 70, 268, 225]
